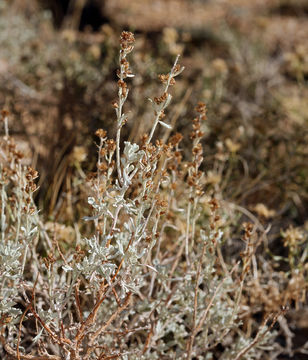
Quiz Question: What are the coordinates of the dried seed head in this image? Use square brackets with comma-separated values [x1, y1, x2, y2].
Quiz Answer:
[158, 74, 176, 86]
[209, 198, 219, 211]
[26, 167, 39, 180]
[106, 139, 116, 152]
[1, 109, 9, 120]
[154, 92, 168, 105]
[97, 162, 108, 172]
[195, 102, 207, 115]
[120, 31, 135, 52]
[158, 74, 169, 83]
[95, 129, 107, 138]
[169, 133, 183, 147]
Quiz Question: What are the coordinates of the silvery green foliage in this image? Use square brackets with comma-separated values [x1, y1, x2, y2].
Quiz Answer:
[0, 155, 40, 355]
[0, 240, 22, 323]
[0, 35, 279, 360]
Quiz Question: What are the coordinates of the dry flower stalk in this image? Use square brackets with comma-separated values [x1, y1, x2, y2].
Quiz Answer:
[1, 30, 305, 360]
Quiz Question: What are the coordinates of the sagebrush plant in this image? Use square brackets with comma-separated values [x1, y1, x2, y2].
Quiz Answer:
[0, 31, 295, 360]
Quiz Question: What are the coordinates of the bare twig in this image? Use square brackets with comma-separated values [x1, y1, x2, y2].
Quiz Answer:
[234, 308, 287, 360]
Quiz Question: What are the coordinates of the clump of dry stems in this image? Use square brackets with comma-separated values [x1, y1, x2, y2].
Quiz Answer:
[0, 31, 306, 360]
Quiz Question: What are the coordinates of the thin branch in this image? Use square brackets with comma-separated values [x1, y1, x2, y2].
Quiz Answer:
[88, 292, 132, 348]
[187, 262, 239, 359]
[1, 335, 60, 360]
[234, 308, 287, 360]
[74, 279, 83, 323]
[17, 276, 39, 360]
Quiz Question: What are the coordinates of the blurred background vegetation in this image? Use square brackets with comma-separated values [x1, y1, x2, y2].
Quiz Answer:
[0, 1, 307, 357]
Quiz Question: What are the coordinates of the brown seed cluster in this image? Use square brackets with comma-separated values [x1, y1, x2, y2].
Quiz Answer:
[96, 138, 116, 176]
[115, 32, 135, 111]
[106, 139, 116, 152]
[1, 109, 9, 121]
[43, 252, 56, 269]
[74, 245, 85, 263]
[190, 102, 206, 140]
[209, 198, 219, 212]
[2, 138, 24, 163]
[23, 167, 38, 214]
[95, 129, 107, 139]
[173, 64, 181, 74]
[169, 133, 183, 147]
[242, 222, 254, 242]
[239, 222, 256, 279]
[155, 195, 169, 215]
[119, 31, 135, 78]
[120, 31, 135, 52]
[186, 103, 207, 198]
[118, 80, 128, 97]
[140, 133, 149, 147]
[154, 92, 168, 105]
[158, 74, 176, 86]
